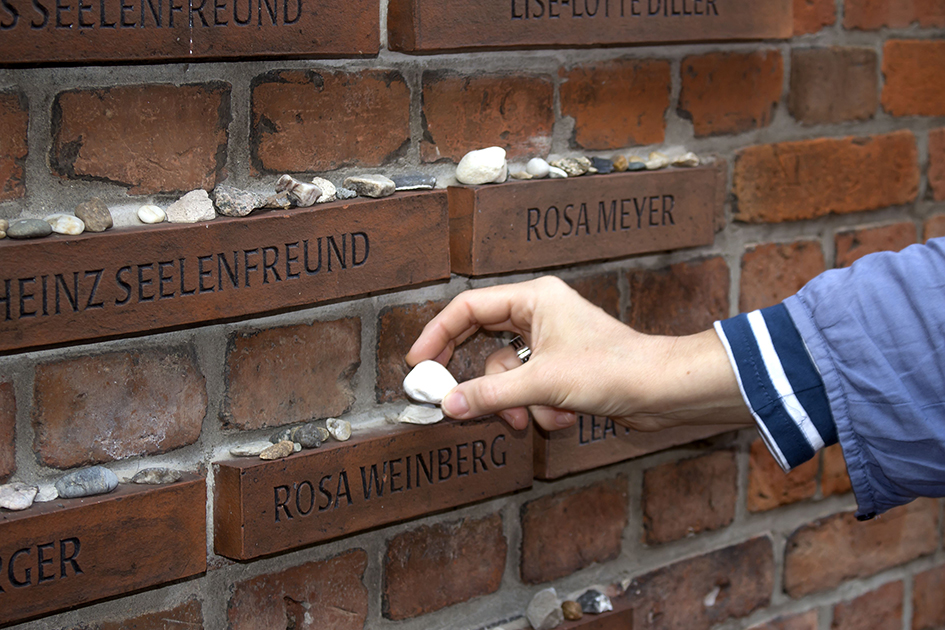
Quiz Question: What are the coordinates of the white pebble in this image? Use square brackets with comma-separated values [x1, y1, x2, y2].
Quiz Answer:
[311, 177, 337, 203]
[229, 442, 272, 457]
[396, 403, 445, 425]
[455, 147, 508, 185]
[672, 151, 700, 167]
[0, 483, 38, 511]
[326, 418, 352, 441]
[166, 190, 215, 224]
[548, 165, 568, 179]
[526, 157, 551, 179]
[403, 360, 458, 404]
[34, 485, 59, 503]
[45, 214, 85, 235]
[137, 205, 166, 224]
[645, 151, 670, 170]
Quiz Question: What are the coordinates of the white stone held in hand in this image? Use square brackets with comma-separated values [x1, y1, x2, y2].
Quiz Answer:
[455, 147, 508, 185]
[403, 360, 458, 405]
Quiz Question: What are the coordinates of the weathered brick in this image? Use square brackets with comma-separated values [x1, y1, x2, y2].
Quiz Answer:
[420, 73, 554, 163]
[643, 450, 737, 544]
[251, 69, 410, 174]
[750, 610, 819, 630]
[834, 222, 916, 268]
[821, 443, 852, 497]
[794, 0, 836, 34]
[560, 59, 671, 150]
[566, 272, 621, 320]
[924, 214, 945, 241]
[33, 347, 206, 469]
[748, 438, 818, 512]
[223, 319, 360, 430]
[376, 300, 504, 403]
[832, 581, 903, 630]
[740, 241, 825, 312]
[679, 51, 783, 137]
[928, 128, 945, 201]
[783, 498, 939, 597]
[626, 537, 774, 630]
[51, 84, 229, 195]
[521, 477, 628, 584]
[0, 91, 28, 202]
[627, 257, 729, 336]
[913, 565, 945, 630]
[227, 549, 367, 630]
[95, 597, 204, 630]
[383, 514, 506, 620]
[733, 131, 919, 223]
[844, 0, 945, 29]
[0, 380, 14, 483]
[882, 41, 945, 117]
[789, 48, 878, 125]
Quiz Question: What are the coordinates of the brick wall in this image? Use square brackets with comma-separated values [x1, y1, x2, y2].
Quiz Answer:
[1, 2, 944, 629]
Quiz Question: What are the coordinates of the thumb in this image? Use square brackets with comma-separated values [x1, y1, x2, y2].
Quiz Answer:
[442, 364, 543, 420]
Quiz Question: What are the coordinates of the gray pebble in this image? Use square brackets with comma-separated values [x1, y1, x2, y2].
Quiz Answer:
[626, 160, 647, 172]
[55, 466, 119, 499]
[229, 442, 271, 457]
[74, 198, 113, 232]
[294, 423, 325, 449]
[131, 468, 182, 485]
[213, 184, 267, 218]
[550, 157, 591, 177]
[590, 157, 614, 174]
[392, 173, 436, 191]
[0, 483, 38, 511]
[343, 174, 396, 199]
[7, 219, 52, 239]
[335, 187, 358, 200]
[263, 191, 293, 210]
[270, 427, 294, 444]
[34, 485, 59, 503]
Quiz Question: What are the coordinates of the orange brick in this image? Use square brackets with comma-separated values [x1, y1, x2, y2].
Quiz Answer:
[750, 610, 819, 630]
[0, 91, 27, 202]
[0, 380, 14, 483]
[924, 214, 945, 241]
[98, 598, 204, 630]
[252, 69, 410, 174]
[789, 48, 878, 125]
[832, 581, 903, 630]
[834, 222, 917, 267]
[821, 443, 853, 497]
[733, 131, 919, 223]
[679, 51, 783, 137]
[740, 241, 825, 312]
[383, 514, 506, 620]
[32, 347, 206, 469]
[794, 0, 836, 34]
[844, 0, 945, 29]
[627, 257, 729, 336]
[420, 73, 554, 163]
[783, 498, 939, 597]
[882, 40, 945, 117]
[51, 84, 229, 195]
[747, 438, 818, 512]
[913, 565, 945, 630]
[222, 319, 360, 430]
[928, 128, 945, 201]
[560, 59, 670, 150]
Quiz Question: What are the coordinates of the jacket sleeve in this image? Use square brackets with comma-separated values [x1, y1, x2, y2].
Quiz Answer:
[715, 237, 945, 519]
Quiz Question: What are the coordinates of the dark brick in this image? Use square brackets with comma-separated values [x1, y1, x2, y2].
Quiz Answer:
[740, 241, 825, 312]
[0, 91, 28, 202]
[750, 610, 819, 630]
[928, 127, 945, 201]
[95, 597, 204, 630]
[789, 48, 878, 125]
[832, 581, 903, 630]
[567, 272, 620, 319]
[627, 257, 729, 336]
[844, 0, 945, 29]
[913, 565, 945, 630]
[0, 380, 14, 483]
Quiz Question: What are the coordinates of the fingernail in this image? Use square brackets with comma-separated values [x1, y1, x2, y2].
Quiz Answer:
[555, 412, 574, 428]
[443, 391, 470, 417]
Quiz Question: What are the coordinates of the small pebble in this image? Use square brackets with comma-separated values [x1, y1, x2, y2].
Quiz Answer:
[327, 418, 351, 442]
[392, 173, 436, 191]
[263, 192, 293, 210]
[396, 403, 444, 425]
[74, 198, 113, 232]
[335, 187, 358, 200]
[548, 166, 568, 179]
[626, 160, 647, 172]
[645, 151, 670, 170]
[612, 155, 629, 172]
[55, 466, 119, 499]
[343, 174, 396, 199]
[590, 157, 614, 175]
[45, 214, 85, 235]
[213, 184, 267, 217]
[276, 175, 322, 208]
[137, 204, 166, 224]
[404, 360, 458, 405]
[229, 442, 271, 457]
[551, 157, 591, 177]
[526, 157, 551, 179]
[562, 600, 583, 621]
[270, 427, 294, 444]
[672, 151, 700, 167]
[294, 423, 325, 449]
[293, 442, 302, 452]
[527, 588, 564, 630]
[456, 147, 508, 185]
[577, 589, 613, 614]
[7, 218, 52, 239]
[34, 485, 59, 503]
[260, 440, 295, 460]
[510, 171, 533, 180]
[131, 468, 182, 485]
[0, 218, 7, 239]
[311, 177, 337, 203]
[166, 190, 215, 224]
[0, 483, 39, 511]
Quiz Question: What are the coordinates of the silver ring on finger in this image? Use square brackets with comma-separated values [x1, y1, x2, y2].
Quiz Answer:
[509, 335, 531, 363]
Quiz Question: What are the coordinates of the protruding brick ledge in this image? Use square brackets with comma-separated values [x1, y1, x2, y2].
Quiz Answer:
[214, 417, 532, 560]
[0, 191, 448, 354]
[449, 166, 720, 276]
[0, 475, 206, 626]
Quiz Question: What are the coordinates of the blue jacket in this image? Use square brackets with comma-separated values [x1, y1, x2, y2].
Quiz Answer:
[715, 237, 945, 519]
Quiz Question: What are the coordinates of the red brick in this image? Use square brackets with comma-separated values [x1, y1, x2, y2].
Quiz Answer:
[924, 214, 945, 241]
[794, 0, 836, 34]
[383, 514, 506, 620]
[748, 438, 818, 512]
[566, 272, 621, 320]
[835, 222, 916, 268]
[844, 0, 945, 29]
[882, 41, 945, 117]
[789, 48, 878, 125]
[913, 565, 945, 630]
[222, 319, 360, 430]
[627, 257, 729, 336]
[521, 477, 628, 584]
[783, 498, 939, 597]
[733, 131, 919, 223]
[832, 581, 903, 630]
[821, 443, 852, 497]
[95, 597, 204, 630]
[51, 84, 229, 195]
[227, 549, 367, 630]
[420, 73, 554, 163]
[679, 51, 783, 137]
[560, 59, 671, 150]
[643, 450, 737, 544]
[0, 380, 14, 483]
[625, 537, 774, 630]
[750, 610, 819, 630]
[251, 69, 410, 174]
[375, 300, 504, 403]
[33, 347, 206, 469]
[0, 91, 28, 202]
[928, 128, 945, 201]
[740, 241, 825, 312]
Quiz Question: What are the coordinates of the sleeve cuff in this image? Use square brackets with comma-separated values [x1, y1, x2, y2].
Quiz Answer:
[714, 303, 838, 472]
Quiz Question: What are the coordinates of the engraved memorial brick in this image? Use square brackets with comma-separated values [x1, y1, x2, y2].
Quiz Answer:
[214, 417, 531, 560]
[0, 476, 206, 626]
[534, 414, 732, 479]
[448, 167, 719, 276]
[0, 192, 448, 353]
[389, 0, 791, 53]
